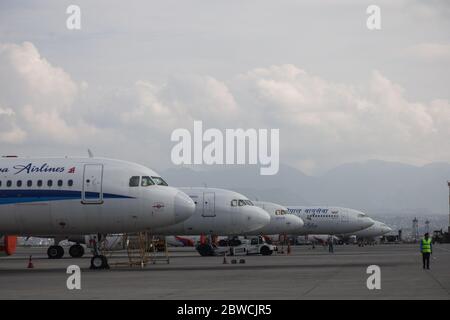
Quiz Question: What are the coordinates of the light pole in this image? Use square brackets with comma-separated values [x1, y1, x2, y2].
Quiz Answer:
[447, 181, 450, 234]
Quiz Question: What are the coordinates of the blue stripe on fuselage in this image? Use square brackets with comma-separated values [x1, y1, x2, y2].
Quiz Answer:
[0, 189, 133, 205]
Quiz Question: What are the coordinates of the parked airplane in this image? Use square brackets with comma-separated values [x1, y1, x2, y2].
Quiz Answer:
[342, 220, 392, 242]
[152, 187, 271, 235]
[0, 156, 195, 268]
[166, 235, 199, 247]
[251, 201, 304, 235]
[48, 187, 271, 258]
[161, 202, 303, 252]
[310, 234, 339, 244]
[286, 206, 375, 235]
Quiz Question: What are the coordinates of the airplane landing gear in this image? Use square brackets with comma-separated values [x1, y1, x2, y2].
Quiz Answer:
[89, 234, 109, 270]
[90, 255, 109, 270]
[196, 243, 216, 256]
[69, 244, 85, 258]
[47, 245, 64, 259]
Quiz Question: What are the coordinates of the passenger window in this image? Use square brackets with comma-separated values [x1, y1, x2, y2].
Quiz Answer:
[17, 180, 22, 187]
[57, 180, 63, 187]
[141, 176, 154, 187]
[47, 180, 53, 187]
[68, 180, 74, 187]
[151, 176, 168, 186]
[27, 180, 32, 187]
[231, 199, 237, 207]
[37, 180, 43, 187]
[129, 176, 140, 187]
[7, 181, 11, 187]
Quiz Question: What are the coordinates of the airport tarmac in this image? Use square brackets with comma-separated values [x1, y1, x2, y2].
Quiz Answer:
[0, 244, 449, 300]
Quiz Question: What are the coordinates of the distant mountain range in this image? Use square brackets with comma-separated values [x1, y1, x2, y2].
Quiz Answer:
[161, 160, 450, 216]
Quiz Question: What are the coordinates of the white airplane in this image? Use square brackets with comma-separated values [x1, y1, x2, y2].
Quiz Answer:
[286, 206, 375, 235]
[162, 202, 303, 251]
[166, 235, 199, 247]
[342, 220, 392, 241]
[0, 156, 195, 268]
[42, 187, 273, 259]
[252, 201, 304, 235]
[152, 187, 271, 235]
[298, 234, 340, 245]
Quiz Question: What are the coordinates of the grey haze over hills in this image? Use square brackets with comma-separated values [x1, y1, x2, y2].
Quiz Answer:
[162, 160, 450, 216]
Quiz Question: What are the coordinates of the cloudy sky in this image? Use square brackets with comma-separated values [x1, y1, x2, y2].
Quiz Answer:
[0, 0, 449, 174]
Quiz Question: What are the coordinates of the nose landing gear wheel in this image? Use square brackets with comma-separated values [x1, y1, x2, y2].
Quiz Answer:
[69, 244, 85, 258]
[196, 244, 215, 256]
[90, 255, 109, 270]
[260, 246, 272, 256]
[47, 245, 64, 259]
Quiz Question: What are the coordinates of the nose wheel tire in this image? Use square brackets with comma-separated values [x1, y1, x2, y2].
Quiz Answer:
[260, 246, 272, 256]
[196, 244, 215, 256]
[69, 244, 85, 258]
[47, 245, 64, 259]
[90, 255, 109, 270]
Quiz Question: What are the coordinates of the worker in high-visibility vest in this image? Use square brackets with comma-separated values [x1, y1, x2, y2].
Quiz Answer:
[420, 233, 433, 270]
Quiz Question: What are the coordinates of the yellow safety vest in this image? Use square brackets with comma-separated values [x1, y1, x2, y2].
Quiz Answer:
[421, 238, 432, 253]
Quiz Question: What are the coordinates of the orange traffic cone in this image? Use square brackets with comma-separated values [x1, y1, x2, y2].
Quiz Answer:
[27, 255, 34, 269]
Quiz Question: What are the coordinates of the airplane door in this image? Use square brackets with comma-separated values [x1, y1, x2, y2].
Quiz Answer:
[82, 164, 104, 204]
[202, 192, 216, 217]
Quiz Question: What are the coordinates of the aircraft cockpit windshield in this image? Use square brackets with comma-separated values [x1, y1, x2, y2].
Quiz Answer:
[129, 176, 168, 187]
[231, 199, 254, 207]
[151, 176, 169, 186]
[141, 176, 154, 187]
[275, 209, 287, 216]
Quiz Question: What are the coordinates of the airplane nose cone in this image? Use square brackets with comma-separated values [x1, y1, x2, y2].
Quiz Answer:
[286, 215, 304, 231]
[248, 208, 271, 231]
[174, 192, 195, 223]
[364, 218, 375, 228]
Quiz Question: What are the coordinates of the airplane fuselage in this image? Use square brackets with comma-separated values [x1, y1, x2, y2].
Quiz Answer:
[0, 157, 194, 235]
[152, 187, 271, 236]
[286, 206, 374, 235]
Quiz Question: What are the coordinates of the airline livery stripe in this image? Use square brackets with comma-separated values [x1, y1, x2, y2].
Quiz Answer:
[0, 189, 133, 205]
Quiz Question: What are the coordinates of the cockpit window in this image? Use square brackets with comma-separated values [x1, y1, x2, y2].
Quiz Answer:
[151, 176, 168, 186]
[141, 176, 155, 187]
[275, 209, 287, 216]
[231, 199, 253, 206]
[129, 176, 140, 187]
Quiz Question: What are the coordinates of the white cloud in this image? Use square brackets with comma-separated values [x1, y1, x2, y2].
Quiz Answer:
[112, 75, 240, 133]
[233, 65, 450, 172]
[0, 42, 97, 144]
[1, 43, 449, 173]
[406, 43, 450, 61]
[0, 106, 26, 144]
